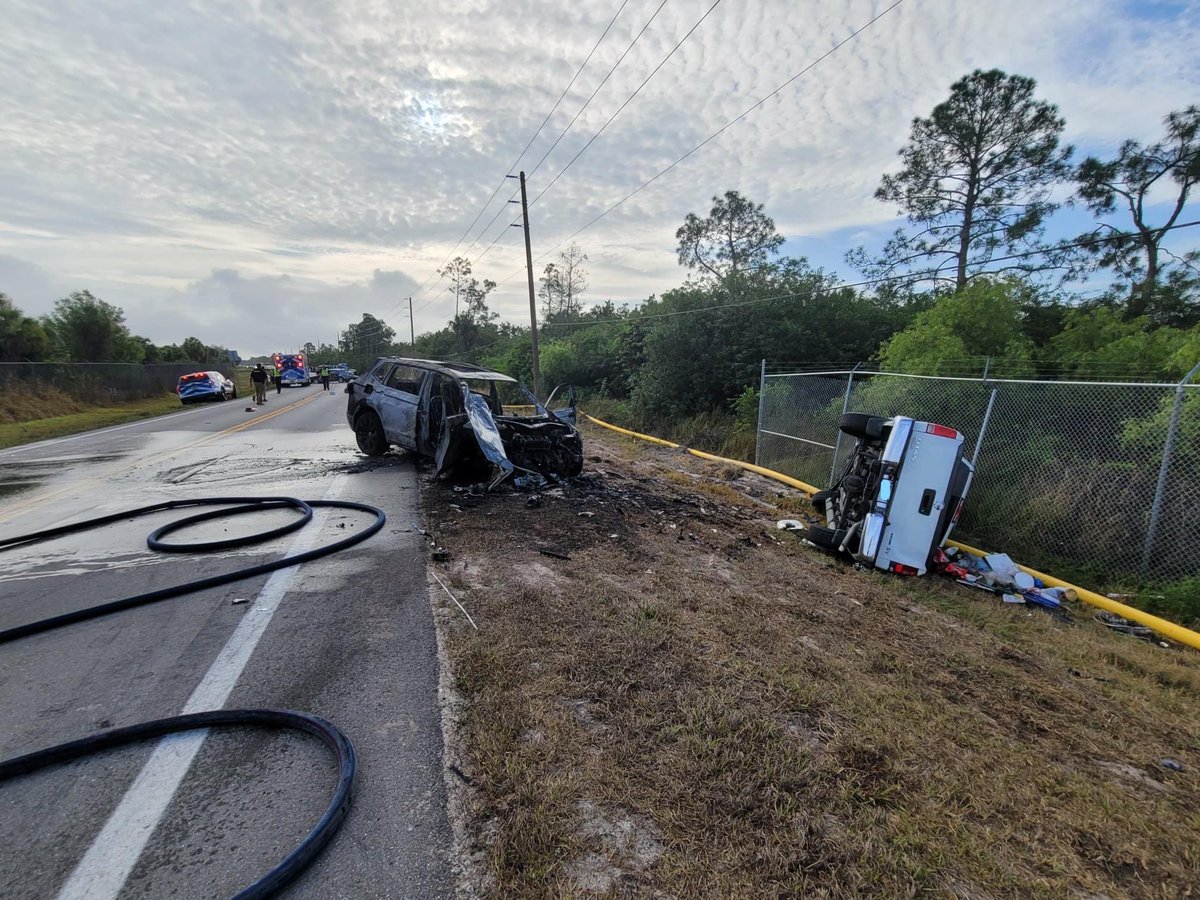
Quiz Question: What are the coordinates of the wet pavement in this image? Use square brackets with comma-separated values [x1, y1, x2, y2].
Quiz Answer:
[0, 387, 451, 898]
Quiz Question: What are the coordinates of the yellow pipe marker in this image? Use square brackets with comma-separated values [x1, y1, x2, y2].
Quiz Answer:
[582, 411, 1200, 651]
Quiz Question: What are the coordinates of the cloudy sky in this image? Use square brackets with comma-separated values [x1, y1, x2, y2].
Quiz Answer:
[1, 0, 1197, 357]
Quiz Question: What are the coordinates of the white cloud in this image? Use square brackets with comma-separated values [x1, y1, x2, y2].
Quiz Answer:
[1, 0, 1197, 343]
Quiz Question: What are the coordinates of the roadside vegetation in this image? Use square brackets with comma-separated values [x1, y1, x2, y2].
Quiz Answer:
[429, 426, 1200, 897]
[0, 392, 182, 449]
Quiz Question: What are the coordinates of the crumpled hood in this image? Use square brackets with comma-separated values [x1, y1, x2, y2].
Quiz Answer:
[463, 390, 515, 485]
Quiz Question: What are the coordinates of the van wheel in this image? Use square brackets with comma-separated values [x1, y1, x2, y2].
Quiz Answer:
[839, 412, 887, 440]
[806, 524, 847, 552]
[355, 411, 387, 457]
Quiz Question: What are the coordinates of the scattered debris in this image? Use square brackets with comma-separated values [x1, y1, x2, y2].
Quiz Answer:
[432, 548, 451, 562]
[538, 546, 571, 561]
[776, 519, 805, 530]
[1095, 611, 1156, 641]
[231, 598, 249, 605]
[1161, 758, 1185, 772]
[525, 494, 542, 509]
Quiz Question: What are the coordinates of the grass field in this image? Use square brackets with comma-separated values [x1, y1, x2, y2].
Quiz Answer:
[0, 370, 256, 450]
[427, 424, 1200, 898]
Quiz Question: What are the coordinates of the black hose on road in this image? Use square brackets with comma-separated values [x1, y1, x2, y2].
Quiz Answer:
[0, 709, 356, 900]
[0, 496, 386, 644]
[0, 496, 389, 896]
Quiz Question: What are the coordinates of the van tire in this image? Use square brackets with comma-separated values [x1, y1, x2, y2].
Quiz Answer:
[806, 524, 847, 552]
[839, 412, 887, 440]
[355, 411, 387, 457]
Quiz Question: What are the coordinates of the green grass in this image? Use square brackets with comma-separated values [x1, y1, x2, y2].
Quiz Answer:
[0, 393, 187, 449]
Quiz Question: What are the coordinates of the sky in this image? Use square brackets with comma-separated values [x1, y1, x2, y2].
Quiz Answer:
[1, 0, 1198, 358]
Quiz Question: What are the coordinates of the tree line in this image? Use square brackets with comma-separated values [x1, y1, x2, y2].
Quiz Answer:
[6, 69, 1195, 420]
[0, 290, 233, 366]
[331, 69, 1196, 430]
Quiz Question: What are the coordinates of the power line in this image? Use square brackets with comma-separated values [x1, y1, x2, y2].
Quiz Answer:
[411, 0, 674, 312]
[495, 0, 908, 288]
[524, 0, 672, 183]
[403, 0, 634, 314]
[530, 0, 724, 207]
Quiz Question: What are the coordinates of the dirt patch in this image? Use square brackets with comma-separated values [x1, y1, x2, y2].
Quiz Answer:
[426, 423, 1200, 897]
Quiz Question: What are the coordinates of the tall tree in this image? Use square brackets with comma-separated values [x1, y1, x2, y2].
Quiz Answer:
[341, 313, 396, 365]
[460, 276, 498, 326]
[539, 243, 589, 320]
[438, 257, 473, 317]
[42, 290, 139, 362]
[0, 293, 50, 361]
[857, 69, 1073, 289]
[1074, 105, 1200, 322]
[675, 190, 783, 282]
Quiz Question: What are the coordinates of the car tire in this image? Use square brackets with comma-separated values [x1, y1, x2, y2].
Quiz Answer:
[839, 412, 887, 441]
[806, 524, 847, 552]
[354, 411, 387, 457]
[811, 489, 831, 515]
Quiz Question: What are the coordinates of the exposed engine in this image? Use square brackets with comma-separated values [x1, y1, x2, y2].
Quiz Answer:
[495, 418, 584, 477]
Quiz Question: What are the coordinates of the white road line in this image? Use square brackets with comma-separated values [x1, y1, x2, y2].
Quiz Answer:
[0, 406, 211, 458]
[54, 475, 348, 900]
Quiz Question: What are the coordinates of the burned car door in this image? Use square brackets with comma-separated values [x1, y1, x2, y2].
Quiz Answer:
[419, 374, 457, 456]
[373, 364, 423, 450]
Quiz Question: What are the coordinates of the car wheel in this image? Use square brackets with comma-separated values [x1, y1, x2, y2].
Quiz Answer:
[806, 524, 847, 552]
[354, 411, 387, 457]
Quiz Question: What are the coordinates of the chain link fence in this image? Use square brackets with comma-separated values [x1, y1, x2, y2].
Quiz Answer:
[0, 362, 235, 406]
[756, 362, 1200, 589]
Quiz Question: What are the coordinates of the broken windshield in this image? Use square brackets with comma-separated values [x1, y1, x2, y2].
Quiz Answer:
[461, 377, 547, 417]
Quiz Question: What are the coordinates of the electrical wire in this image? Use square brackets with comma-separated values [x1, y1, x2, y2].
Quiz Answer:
[494, 0, 908, 287]
[399, 0, 635, 316]
[524, 0, 672, 184]
[531, 0, 724, 207]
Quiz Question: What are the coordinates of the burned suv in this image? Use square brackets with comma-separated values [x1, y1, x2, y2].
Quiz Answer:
[345, 358, 583, 487]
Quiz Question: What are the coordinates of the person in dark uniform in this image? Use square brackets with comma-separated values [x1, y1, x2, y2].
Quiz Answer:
[274, 369, 283, 394]
[250, 363, 269, 405]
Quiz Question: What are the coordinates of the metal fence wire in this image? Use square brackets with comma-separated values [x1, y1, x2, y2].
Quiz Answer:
[756, 363, 1200, 589]
[0, 362, 235, 405]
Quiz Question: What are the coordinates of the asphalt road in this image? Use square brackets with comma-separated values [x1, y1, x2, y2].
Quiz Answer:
[0, 385, 452, 898]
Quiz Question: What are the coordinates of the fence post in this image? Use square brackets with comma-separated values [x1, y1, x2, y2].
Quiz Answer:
[971, 386, 998, 470]
[1141, 360, 1200, 573]
[828, 363, 862, 488]
[754, 358, 767, 467]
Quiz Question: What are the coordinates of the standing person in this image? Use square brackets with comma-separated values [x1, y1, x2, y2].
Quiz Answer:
[250, 363, 268, 405]
[275, 369, 283, 394]
[319, 364, 330, 391]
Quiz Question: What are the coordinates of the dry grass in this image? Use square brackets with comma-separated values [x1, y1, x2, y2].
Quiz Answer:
[427, 423, 1200, 898]
[0, 393, 182, 448]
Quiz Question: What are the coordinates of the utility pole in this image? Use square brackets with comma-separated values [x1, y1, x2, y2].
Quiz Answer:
[408, 297, 415, 352]
[508, 170, 541, 399]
